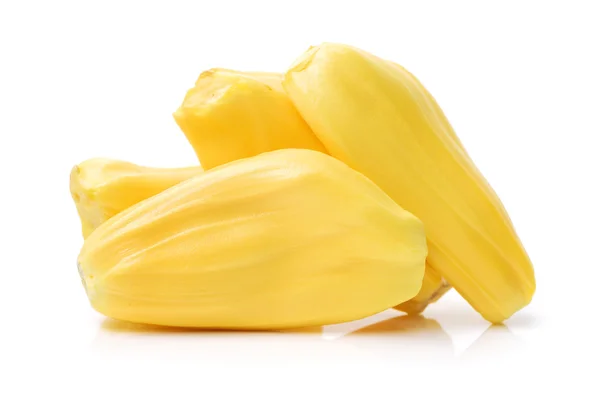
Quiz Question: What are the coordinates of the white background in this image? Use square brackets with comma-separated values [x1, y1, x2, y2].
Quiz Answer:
[1, 0, 599, 398]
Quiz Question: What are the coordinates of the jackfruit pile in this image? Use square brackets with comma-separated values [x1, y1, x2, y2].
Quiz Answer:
[71, 43, 535, 329]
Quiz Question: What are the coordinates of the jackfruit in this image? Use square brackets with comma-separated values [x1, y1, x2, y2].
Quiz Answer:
[284, 43, 535, 323]
[395, 267, 451, 315]
[172, 68, 326, 170]
[70, 158, 202, 238]
[174, 68, 448, 315]
[77, 149, 427, 329]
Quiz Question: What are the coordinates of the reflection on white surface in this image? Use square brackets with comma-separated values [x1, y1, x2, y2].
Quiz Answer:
[89, 303, 525, 364]
[461, 324, 524, 360]
[2, 287, 549, 398]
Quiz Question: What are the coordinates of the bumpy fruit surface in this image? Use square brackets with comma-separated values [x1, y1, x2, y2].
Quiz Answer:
[284, 43, 535, 323]
[172, 68, 326, 170]
[77, 149, 427, 329]
[70, 158, 202, 238]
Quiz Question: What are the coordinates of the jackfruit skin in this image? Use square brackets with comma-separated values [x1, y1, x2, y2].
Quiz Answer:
[284, 43, 535, 323]
[77, 149, 428, 329]
[70, 158, 203, 238]
[172, 69, 326, 170]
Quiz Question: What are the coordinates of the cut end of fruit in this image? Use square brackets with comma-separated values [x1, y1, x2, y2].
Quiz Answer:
[182, 84, 235, 112]
[287, 45, 321, 75]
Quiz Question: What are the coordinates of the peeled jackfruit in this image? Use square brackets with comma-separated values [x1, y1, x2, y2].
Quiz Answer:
[174, 68, 448, 315]
[70, 158, 202, 238]
[172, 68, 326, 170]
[77, 149, 428, 329]
[284, 43, 535, 323]
[396, 267, 450, 315]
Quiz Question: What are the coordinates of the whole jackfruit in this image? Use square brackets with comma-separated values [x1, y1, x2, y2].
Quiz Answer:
[173, 68, 449, 315]
[70, 158, 202, 238]
[284, 43, 535, 323]
[172, 68, 326, 170]
[77, 149, 428, 329]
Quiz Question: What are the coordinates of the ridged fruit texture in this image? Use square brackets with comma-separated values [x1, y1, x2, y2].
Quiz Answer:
[70, 158, 202, 238]
[173, 68, 449, 314]
[283, 43, 535, 323]
[172, 68, 326, 170]
[77, 149, 428, 329]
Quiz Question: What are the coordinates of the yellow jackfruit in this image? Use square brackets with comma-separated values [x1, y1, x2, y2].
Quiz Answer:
[70, 158, 202, 238]
[173, 68, 448, 315]
[396, 267, 451, 315]
[77, 149, 428, 329]
[284, 43, 535, 323]
[172, 68, 326, 170]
